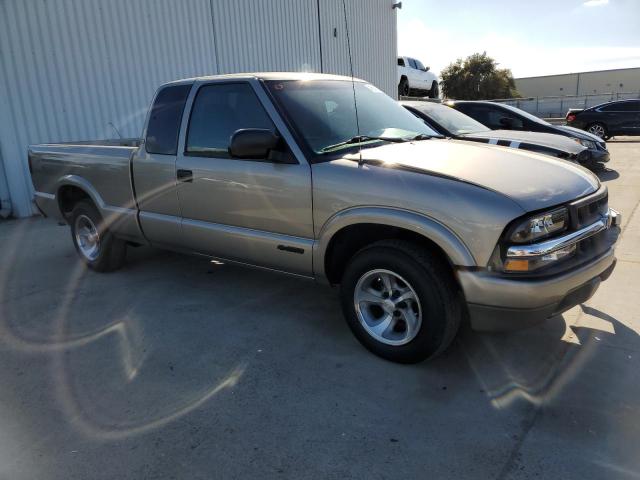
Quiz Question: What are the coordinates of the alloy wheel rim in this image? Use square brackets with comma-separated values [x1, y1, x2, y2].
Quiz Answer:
[588, 124, 605, 138]
[353, 269, 422, 346]
[74, 214, 101, 261]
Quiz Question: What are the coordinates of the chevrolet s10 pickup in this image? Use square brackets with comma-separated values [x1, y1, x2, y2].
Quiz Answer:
[30, 73, 621, 363]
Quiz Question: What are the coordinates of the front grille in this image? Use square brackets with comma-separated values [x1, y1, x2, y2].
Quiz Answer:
[569, 189, 608, 230]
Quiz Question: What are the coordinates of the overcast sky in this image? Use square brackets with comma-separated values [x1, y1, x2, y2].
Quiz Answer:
[397, 0, 640, 78]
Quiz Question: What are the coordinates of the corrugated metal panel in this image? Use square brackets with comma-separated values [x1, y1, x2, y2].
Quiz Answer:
[211, 0, 322, 74]
[319, 0, 398, 97]
[0, 0, 397, 217]
[318, 0, 351, 77]
[0, 0, 219, 216]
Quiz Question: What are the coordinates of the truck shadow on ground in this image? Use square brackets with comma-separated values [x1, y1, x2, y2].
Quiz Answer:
[441, 303, 637, 410]
[596, 167, 620, 182]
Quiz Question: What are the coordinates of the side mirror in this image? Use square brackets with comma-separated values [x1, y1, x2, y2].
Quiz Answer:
[229, 129, 281, 159]
[423, 66, 430, 72]
[498, 117, 513, 129]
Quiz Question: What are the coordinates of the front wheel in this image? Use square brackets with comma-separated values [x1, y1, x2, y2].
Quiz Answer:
[340, 240, 462, 363]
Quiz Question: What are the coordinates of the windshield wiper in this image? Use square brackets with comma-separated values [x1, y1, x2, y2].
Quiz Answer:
[407, 133, 434, 141]
[319, 135, 408, 153]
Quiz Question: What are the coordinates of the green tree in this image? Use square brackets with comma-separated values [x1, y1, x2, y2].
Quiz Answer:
[440, 52, 519, 100]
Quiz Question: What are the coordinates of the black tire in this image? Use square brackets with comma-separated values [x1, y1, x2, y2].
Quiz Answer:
[586, 122, 609, 140]
[70, 200, 126, 272]
[340, 240, 462, 363]
[428, 81, 439, 99]
[398, 77, 409, 97]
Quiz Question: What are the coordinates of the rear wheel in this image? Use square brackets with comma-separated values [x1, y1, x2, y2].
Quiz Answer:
[340, 240, 462, 363]
[70, 200, 126, 272]
[587, 122, 608, 140]
[398, 77, 409, 97]
[428, 81, 439, 99]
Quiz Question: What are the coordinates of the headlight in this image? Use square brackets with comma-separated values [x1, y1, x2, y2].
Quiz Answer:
[509, 208, 568, 243]
[574, 138, 597, 149]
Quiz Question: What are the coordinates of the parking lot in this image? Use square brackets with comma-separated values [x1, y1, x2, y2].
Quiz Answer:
[1, 138, 639, 479]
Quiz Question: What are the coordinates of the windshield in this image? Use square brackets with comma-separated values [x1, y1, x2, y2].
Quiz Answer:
[499, 103, 552, 126]
[417, 104, 490, 135]
[266, 80, 440, 154]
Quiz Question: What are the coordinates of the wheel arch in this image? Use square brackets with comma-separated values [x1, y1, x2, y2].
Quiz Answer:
[56, 176, 104, 221]
[314, 207, 476, 285]
[54, 175, 144, 242]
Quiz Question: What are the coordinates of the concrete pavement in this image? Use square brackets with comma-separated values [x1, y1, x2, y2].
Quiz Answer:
[0, 138, 639, 479]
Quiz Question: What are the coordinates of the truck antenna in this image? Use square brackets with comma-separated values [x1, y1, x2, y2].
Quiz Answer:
[341, 0, 362, 166]
[108, 122, 123, 139]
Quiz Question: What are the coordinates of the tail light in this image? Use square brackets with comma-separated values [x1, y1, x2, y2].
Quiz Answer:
[566, 113, 576, 122]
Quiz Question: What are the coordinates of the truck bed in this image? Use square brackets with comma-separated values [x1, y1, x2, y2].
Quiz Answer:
[29, 139, 143, 241]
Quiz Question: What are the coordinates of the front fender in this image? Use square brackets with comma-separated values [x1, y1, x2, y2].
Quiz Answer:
[313, 206, 476, 283]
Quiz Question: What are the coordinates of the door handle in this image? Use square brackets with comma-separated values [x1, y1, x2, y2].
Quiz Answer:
[177, 169, 193, 183]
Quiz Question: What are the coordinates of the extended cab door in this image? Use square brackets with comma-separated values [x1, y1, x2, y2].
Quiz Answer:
[175, 80, 314, 276]
[132, 83, 192, 247]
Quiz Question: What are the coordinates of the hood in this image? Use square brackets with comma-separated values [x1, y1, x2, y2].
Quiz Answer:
[355, 139, 599, 211]
[462, 129, 585, 154]
[555, 125, 604, 142]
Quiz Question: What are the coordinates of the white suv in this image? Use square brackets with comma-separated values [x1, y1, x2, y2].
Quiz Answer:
[397, 56, 439, 98]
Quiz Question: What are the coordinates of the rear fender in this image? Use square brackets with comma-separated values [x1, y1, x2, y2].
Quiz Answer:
[55, 175, 145, 242]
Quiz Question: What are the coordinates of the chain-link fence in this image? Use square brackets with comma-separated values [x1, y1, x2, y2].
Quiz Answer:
[492, 92, 640, 119]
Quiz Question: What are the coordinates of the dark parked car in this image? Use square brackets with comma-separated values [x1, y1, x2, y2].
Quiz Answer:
[447, 100, 610, 168]
[401, 101, 593, 167]
[566, 99, 640, 140]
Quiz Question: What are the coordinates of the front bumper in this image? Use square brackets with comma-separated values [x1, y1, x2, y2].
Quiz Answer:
[586, 148, 610, 166]
[458, 210, 621, 332]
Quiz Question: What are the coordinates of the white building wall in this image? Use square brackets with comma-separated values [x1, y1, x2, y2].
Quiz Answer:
[319, 0, 398, 98]
[0, 0, 397, 217]
[515, 68, 640, 98]
[211, 0, 322, 73]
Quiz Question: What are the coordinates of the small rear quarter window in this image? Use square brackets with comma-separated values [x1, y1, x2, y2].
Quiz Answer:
[146, 84, 191, 155]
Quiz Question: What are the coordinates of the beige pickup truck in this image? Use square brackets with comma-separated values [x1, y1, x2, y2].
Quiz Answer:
[29, 73, 620, 363]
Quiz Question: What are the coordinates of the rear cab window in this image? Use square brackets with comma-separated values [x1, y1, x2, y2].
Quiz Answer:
[145, 84, 192, 155]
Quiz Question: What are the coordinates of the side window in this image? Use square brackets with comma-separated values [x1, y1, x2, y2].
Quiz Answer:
[415, 59, 425, 71]
[599, 103, 619, 112]
[146, 84, 191, 155]
[617, 101, 640, 112]
[186, 83, 275, 158]
[457, 105, 489, 125]
[598, 102, 639, 112]
[486, 109, 524, 130]
[408, 58, 418, 69]
[397, 57, 405, 67]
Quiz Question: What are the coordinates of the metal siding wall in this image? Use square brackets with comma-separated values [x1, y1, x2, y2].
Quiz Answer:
[210, 0, 322, 74]
[0, 0, 218, 216]
[319, 0, 397, 97]
[0, 0, 397, 217]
